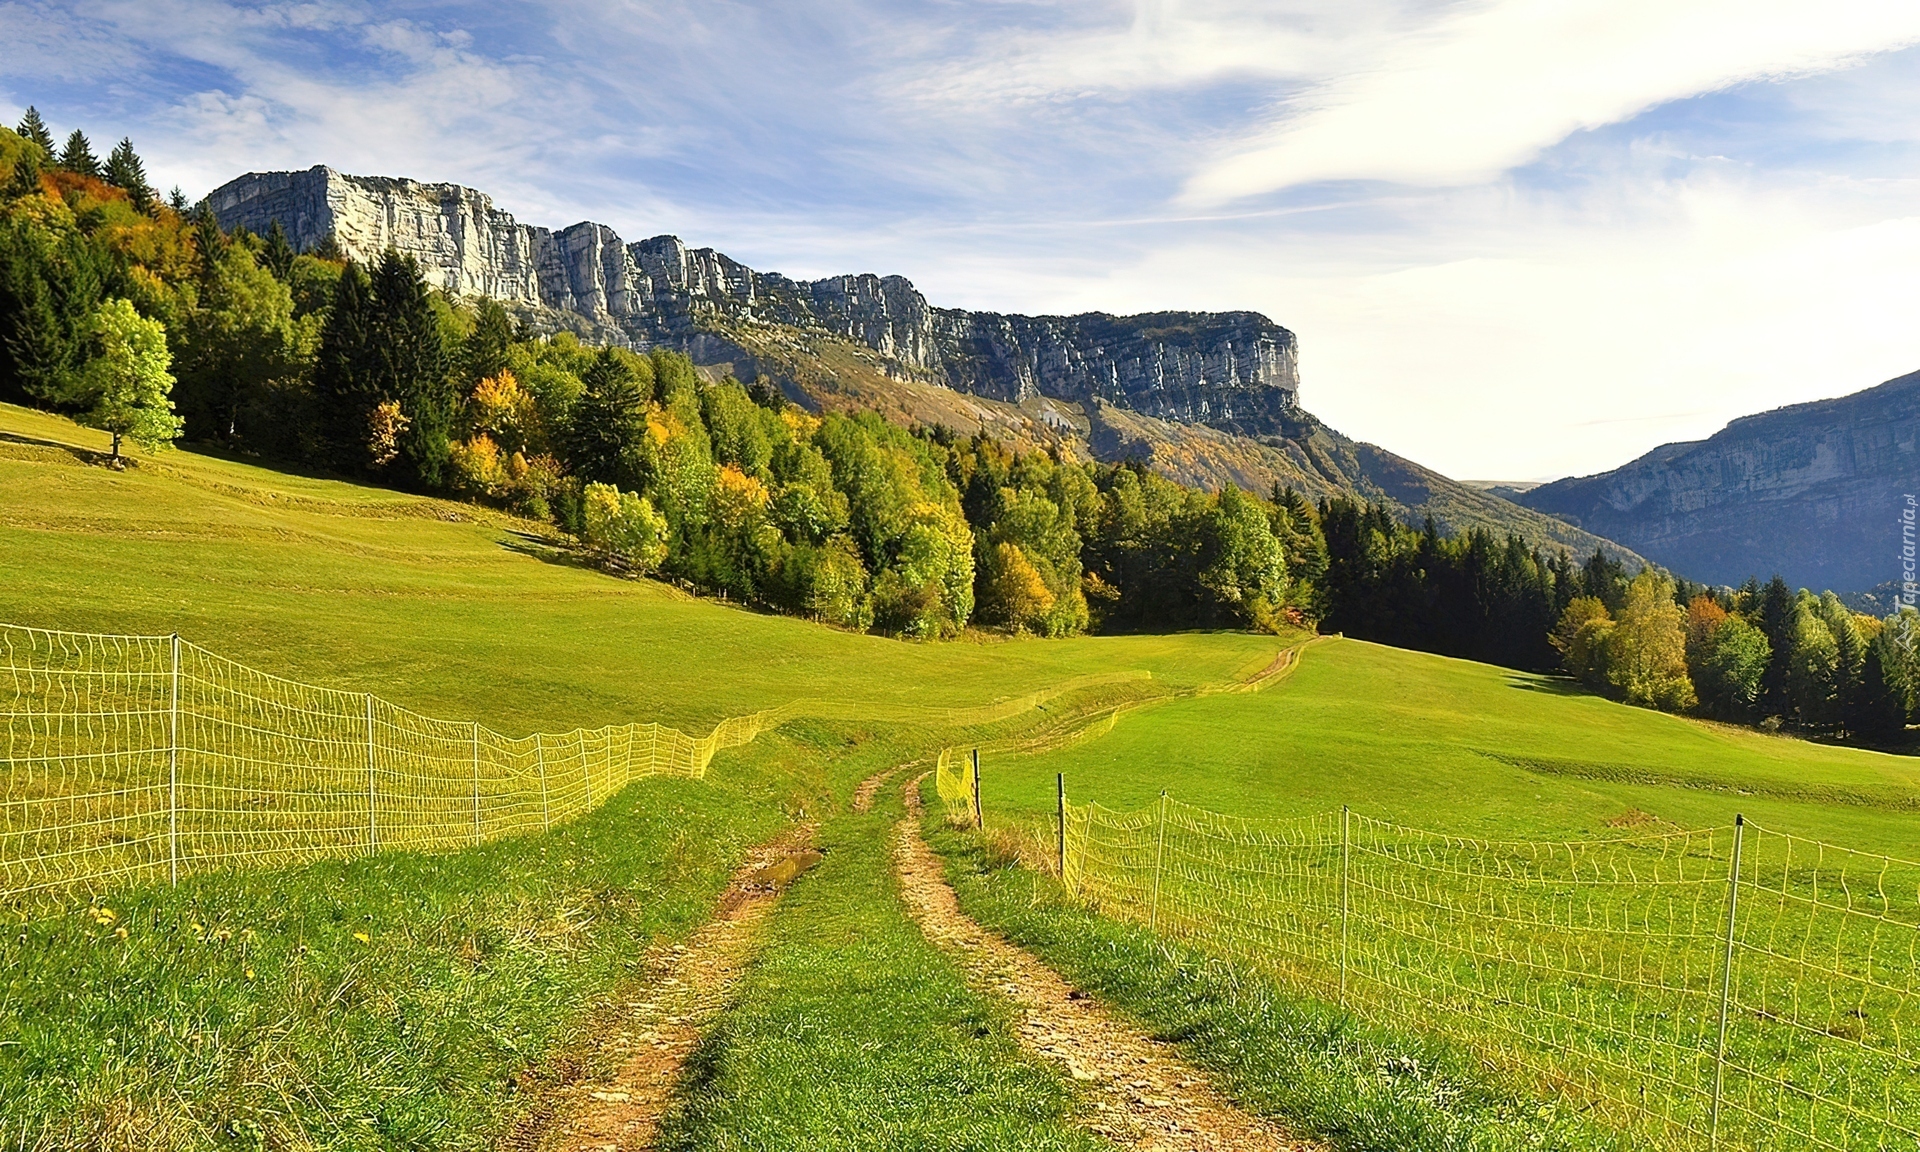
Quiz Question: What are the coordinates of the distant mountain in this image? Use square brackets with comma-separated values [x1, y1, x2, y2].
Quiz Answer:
[1519, 370, 1920, 591]
[205, 166, 1639, 562]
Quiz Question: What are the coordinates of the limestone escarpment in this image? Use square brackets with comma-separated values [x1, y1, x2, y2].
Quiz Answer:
[204, 167, 1299, 435]
[1520, 370, 1920, 591]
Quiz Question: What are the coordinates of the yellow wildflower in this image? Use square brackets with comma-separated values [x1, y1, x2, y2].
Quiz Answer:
[353, 931, 370, 944]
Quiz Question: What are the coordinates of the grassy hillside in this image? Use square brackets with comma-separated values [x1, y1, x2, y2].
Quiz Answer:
[970, 635, 1920, 852]
[0, 402, 1276, 738]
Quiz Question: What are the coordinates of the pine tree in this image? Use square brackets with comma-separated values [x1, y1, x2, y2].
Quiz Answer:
[1756, 576, 1797, 720]
[261, 221, 295, 281]
[312, 260, 375, 469]
[15, 107, 54, 153]
[103, 138, 152, 209]
[1850, 643, 1905, 743]
[192, 206, 226, 277]
[58, 130, 99, 177]
[564, 348, 651, 492]
[367, 249, 451, 486]
[5, 146, 40, 198]
[168, 187, 188, 213]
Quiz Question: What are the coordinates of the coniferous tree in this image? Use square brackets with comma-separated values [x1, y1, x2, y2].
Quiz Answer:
[365, 250, 451, 486]
[261, 221, 295, 281]
[1850, 643, 1905, 742]
[0, 219, 112, 405]
[16, 107, 54, 153]
[58, 130, 98, 176]
[463, 298, 515, 385]
[564, 348, 651, 493]
[311, 260, 375, 469]
[5, 145, 40, 198]
[1755, 576, 1797, 719]
[103, 138, 151, 209]
[192, 206, 226, 277]
[168, 187, 189, 213]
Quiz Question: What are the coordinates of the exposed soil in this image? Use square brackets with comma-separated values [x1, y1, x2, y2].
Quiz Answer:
[894, 774, 1315, 1151]
[852, 756, 924, 813]
[506, 823, 819, 1152]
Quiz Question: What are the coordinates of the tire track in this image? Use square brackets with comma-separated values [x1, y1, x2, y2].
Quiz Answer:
[894, 775, 1315, 1151]
[507, 824, 819, 1152]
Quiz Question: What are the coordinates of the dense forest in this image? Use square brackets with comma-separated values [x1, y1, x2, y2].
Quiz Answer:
[5, 109, 1914, 750]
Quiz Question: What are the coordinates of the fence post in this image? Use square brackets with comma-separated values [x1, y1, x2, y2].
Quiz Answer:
[1056, 773, 1066, 880]
[1149, 790, 1168, 932]
[972, 748, 981, 829]
[168, 633, 180, 887]
[1340, 805, 1351, 1007]
[583, 734, 595, 810]
[471, 722, 482, 846]
[536, 733, 550, 829]
[365, 693, 377, 852]
[1710, 814, 1746, 1147]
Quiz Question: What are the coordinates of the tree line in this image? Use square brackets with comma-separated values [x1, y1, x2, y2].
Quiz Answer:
[1307, 497, 1920, 748]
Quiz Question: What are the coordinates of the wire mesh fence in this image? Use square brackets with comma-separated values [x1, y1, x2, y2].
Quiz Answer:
[1055, 791, 1920, 1150]
[0, 623, 789, 910]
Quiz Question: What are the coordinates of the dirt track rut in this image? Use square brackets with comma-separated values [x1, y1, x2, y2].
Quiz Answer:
[510, 824, 817, 1152]
[894, 774, 1314, 1151]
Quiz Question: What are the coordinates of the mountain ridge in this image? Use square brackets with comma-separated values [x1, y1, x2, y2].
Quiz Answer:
[206, 164, 1639, 565]
[1519, 369, 1920, 591]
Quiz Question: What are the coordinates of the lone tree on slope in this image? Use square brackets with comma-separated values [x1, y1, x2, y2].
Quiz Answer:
[76, 298, 182, 464]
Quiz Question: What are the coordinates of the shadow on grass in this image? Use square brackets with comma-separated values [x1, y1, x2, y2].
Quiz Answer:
[1504, 672, 1590, 697]
[0, 429, 118, 468]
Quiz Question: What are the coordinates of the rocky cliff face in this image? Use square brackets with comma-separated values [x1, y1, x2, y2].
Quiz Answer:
[1519, 370, 1920, 591]
[205, 167, 1299, 433]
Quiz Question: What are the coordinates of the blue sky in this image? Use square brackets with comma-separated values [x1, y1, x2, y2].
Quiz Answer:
[6, 0, 1920, 480]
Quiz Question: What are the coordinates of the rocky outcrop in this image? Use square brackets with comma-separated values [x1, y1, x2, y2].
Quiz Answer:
[1519, 370, 1920, 591]
[204, 167, 1299, 434]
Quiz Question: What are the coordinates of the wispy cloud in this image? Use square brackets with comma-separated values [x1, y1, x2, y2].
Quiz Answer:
[3, 1, 1919, 479]
[1181, 0, 1920, 203]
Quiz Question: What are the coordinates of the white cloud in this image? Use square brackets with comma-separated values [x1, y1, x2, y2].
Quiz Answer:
[1182, 0, 1920, 204]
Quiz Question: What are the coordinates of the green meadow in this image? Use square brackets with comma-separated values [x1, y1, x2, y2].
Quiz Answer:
[8, 399, 1920, 1151]
[971, 636, 1920, 853]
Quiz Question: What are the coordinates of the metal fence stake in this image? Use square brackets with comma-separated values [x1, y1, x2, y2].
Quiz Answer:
[168, 633, 180, 887]
[1711, 814, 1746, 1148]
[365, 693, 376, 852]
[1149, 790, 1168, 932]
[471, 722, 482, 845]
[536, 733, 550, 830]
[972, 748, 982, 829]
[1056, 773, 1066, 880]
[1340, 804, 1351, 1007]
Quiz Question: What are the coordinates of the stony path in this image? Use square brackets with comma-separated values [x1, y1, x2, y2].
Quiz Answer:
[894, 774, 1314, 1152]
[509, 824, 819, 1152]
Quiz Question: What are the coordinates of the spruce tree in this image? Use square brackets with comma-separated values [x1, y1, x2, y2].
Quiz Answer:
[1756, 576, 1797, 719]
[58, 130, 99, 176]
[367, 249, 451, 487]
[192, 206, 226, 278]
[5, 146, 40, 198]
[103, 138, 152, 209]
[565, 348, 651, 492]
[311, 260, 375, 470]
[1849, 644, 1903, 742]
[168, 187, 188, 213]
[462, 297, 514, 385]
[16, 106, 54, 153]
[261, 221, 295, 281]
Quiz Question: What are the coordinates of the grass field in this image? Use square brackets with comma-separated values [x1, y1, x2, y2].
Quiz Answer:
[970, 636, 1920, 852]
[956, 642, 1920, 1150]
[11, 397, 1920, 1150]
